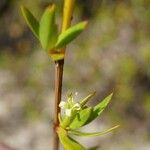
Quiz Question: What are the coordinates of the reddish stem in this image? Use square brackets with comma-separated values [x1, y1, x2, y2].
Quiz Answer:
[53, 59, 64, 150]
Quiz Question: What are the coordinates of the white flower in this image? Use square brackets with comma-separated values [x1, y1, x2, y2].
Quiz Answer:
[59, 101, 66, 109]
[59, 93, 81, 117]
[59, 101, 81, 117]
[65, 109, 72, 116]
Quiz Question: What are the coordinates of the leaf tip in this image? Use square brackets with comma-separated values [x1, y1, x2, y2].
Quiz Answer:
[81, 20, 88, 29]
[20, 5, 26, 15]
[113, 124, 120, 129]
[20, 5, 24, 11]
[47, 3, 56, 12]
[109, 92, 113, 99]
[83, 20, 88, 26]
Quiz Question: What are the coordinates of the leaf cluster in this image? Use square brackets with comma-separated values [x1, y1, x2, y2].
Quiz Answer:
[57, 92, 119, 150]
[21, 4, 87, 61]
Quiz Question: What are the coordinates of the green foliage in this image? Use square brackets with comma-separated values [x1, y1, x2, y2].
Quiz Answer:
[55, 21, 88, 49]
[58, 92, 119, 149]
[21, 4, 58, 51]
[68, 93, 113, 130]
[69, 107, 93, 129]
[57, 126, 86, 150]
[59, 93, 114, 129]
[21, 4, 87, 61]
[69, 125, 120, 137]
[39, 4, 58, 51]
[21, 6, 39, 38]
[86, 93, 113, 124]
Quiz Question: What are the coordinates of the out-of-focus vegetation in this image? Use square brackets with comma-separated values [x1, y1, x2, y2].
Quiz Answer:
[0, 0, 150, 150]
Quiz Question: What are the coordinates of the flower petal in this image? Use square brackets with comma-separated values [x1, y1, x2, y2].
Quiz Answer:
[65, 109, 72, 116]
[59, 101, 66, 108]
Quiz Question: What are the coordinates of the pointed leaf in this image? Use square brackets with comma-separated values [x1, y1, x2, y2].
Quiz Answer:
[57, 127, 86, 150]
[94, 93, 113, 113]
[85, 93, 113, 125]
[69, 125, 120, 137]
[21, 6, 39, 38]
[80, 92, 96, 108]
[55, 21, 88, 49]
[39, 4, 58, 51]
[61, 116, 72, 128]
[69, 107, 93, 129]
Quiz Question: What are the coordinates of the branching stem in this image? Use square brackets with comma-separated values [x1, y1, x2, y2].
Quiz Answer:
[53, 1, 75, 150]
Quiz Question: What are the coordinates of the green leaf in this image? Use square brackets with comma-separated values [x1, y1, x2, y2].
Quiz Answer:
[69, 107, 93, 129]
[55, 21, 88, 49]
[69, 125, 120, 137]
[61, 116, 72, 128]
[57, 127, 86, 150]
[21, 6, 39, 38]
[85, 93, 113, 125]
[94, 93, 113, 114]
[39, 4, 58, 51]
[80, 92, 96, 108]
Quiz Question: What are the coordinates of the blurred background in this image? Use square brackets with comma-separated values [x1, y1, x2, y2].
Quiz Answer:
[0, 0, 150, 150]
